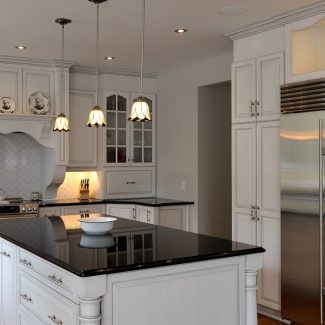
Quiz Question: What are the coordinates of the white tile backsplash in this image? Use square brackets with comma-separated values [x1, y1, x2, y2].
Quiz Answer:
[0, 133, 41, 200]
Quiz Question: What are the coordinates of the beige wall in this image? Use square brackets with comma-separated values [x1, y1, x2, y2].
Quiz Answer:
[156, 51, 233, 230]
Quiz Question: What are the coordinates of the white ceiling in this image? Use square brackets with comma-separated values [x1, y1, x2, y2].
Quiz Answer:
[0, 0, 320, 73]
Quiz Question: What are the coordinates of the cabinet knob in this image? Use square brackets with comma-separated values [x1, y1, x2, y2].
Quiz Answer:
[0, 251, 10, 258]
[20, 258, 32, 267]
[48, 314, 63, 325]
[20, 293, 32, 303]
[48, 274, 63, 285]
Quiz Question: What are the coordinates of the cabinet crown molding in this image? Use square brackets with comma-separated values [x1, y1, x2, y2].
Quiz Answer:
[225, 1, 325, 40]
[0, 55, 75, 69]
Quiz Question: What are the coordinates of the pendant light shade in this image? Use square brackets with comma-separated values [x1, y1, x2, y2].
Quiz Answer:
[87, 105, 107, 127]
[53, 113, 70, 132]
[129, 0, 151, 122]
[53, 18, 71, 132]
[128, 97, 151, 122]
[87, 0, 107, 128]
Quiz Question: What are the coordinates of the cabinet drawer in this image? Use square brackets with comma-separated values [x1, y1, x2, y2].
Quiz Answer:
[136, 206, 155, 224]
[18, 270, 78, 325]
[40, 207, 61, 217]
[18, 249, 74, 297]
[18, 308, 44, 325]
[105, 170, 154, 196]
[61, 204, 104, 215]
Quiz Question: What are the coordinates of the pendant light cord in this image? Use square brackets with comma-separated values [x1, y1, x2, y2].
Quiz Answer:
[140, 0, 145, 97]
[96, 2, 100, 105]
[61, 24, 65, 113]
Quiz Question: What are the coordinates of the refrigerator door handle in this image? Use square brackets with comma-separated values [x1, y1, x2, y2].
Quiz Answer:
[320, 119, 324, 324]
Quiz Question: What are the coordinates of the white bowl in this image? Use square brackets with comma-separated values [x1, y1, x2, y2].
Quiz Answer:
[79, 233, 116, 249]
[78, 216, 117, 235]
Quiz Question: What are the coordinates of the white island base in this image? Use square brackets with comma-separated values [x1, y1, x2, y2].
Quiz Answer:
[79, 254, 263, 325]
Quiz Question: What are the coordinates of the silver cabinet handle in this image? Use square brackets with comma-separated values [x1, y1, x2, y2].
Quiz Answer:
[147, 211, 151, 223]
[20, 258, 32, 267]
[126, 181, 136, 185]
[255, 100, 260, 116]
[48, 274, 63, 285]
[250, 205, 256, 221]
[132, 208, 136, 220]
[250, 101, 255, 117]
[0, 251, 10, 258]
[255, 206, 260, 221]
[48, 314, 63, 325]
[20, 293, 32, 302]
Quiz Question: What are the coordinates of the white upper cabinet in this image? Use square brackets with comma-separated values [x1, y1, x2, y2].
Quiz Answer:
[103, 91, 156, 167]
[69, 90, 97, 168]
[285, 13, 325, 83]
[232, 60, 256, 123]
[232, 53, 284, 124]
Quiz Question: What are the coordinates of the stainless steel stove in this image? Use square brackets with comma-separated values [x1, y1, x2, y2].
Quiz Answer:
[0, 198, 39, 219]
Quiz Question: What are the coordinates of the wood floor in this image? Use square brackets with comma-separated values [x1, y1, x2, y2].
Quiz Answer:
[258, 314, 284, 325]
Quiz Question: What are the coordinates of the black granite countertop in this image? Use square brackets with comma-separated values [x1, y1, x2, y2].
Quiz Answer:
[40, 197, 195, 207]
[0, 214, 264, 277]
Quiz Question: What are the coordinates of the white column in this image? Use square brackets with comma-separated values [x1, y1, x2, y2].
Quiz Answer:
[245, 270, 258, 325]
[245, 253, 264, 325]
[79, 297, 102, 325]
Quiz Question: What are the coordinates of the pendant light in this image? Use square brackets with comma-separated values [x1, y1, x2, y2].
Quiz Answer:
[87, 0, 107, 127]
[128, 0, 151, 122]
[53, 18, 71, 132]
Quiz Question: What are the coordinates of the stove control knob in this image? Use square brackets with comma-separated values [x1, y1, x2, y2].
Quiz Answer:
[28, 207, 32, 212]
[33, 206, 38, 212]
[21, 207, 26, 212]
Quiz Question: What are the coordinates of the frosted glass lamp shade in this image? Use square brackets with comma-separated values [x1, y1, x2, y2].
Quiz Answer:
[53, 113, 70, 132]
[87, 105, 107, 127]
[128, 97, 151, 122]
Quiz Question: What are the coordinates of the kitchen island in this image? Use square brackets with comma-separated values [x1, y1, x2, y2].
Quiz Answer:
[0, 214, 264, 325]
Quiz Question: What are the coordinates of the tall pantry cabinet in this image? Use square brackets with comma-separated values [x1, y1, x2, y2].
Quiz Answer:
[232, 52, 283, 311]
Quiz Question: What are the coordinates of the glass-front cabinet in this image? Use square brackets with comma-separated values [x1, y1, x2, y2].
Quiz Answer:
[104, 91, 156, 166]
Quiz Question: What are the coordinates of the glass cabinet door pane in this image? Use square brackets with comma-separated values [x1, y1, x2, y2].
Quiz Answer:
[107, 147, 116, 163]
[117, 113, 126, 128]
[134, 122, 142, 130]
[117, 130, 126, 145]
[144, 148, 152, 163]
[133, 234, 143, 250]
[118, 253, 128, 265]
[134, 148, 142, 163]
[133, 131, 142, 146]
[117, 147, 127, 163]
[144, 251, 153, 262]
[144, 233, 153, 249]
[117, 95, 127, 111]
[107, 95, 116, 111]
[144, 131, 152, 146]
[107, 255, 116, 267]
[107, 113, 116, 128]
[107, 130, 116, 145]
[144, 121, 152, 130]
[134, 251, 143, 264]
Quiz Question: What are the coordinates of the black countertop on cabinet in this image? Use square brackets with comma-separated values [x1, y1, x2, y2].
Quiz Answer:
[0, 214, 264, 277]
[40, 197, 195, 207]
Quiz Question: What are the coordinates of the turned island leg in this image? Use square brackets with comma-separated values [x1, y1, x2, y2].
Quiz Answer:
[79, 297, 102, 325]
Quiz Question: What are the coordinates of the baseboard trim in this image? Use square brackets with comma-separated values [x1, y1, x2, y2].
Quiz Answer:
[258, 306, 291, 324]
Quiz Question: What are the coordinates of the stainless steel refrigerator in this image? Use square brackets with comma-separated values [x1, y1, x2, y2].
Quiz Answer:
[281, 79, 325, 324]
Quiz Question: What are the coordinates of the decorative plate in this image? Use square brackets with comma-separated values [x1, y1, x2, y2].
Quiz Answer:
[0, 97, 15, 114]
[28, 91, 51, 115]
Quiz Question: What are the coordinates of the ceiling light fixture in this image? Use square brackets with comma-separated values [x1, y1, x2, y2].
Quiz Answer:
[53, 18, 72, 132]
[128, 0, 151, 122]
[105, 56, 115, 60]
[15, 45, 26, 50]
[87, 0, 107, 128]
[175, 28, 188, 33]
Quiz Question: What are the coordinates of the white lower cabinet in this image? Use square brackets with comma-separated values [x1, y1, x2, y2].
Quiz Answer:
[0, 239, 17, 325]
[232, 120, 281, 311]
[40, 204, 105, 218]
[106, 204, 189, 230]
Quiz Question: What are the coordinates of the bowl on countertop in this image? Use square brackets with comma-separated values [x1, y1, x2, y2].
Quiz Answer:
[78, 216, 117, 235]
[79, 233, 116, 249]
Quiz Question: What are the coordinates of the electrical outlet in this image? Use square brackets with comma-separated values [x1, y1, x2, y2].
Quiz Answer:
[180, 180, 186, 191]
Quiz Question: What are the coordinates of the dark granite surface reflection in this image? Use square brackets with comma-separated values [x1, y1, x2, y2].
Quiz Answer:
[0, 214, 264, 277]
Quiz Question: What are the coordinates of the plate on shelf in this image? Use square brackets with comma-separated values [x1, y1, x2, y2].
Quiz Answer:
[28, 91, 51, 115]
[0, 97, 15, 114]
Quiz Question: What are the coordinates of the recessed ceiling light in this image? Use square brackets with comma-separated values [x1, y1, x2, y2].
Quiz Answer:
[218, 5, 246, 16]
[105, 56, 115, 60]
[15, 45, 26, 50]
[175, 28, 188, 34]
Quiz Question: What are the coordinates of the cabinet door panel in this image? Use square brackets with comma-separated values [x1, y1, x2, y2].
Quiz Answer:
[136, 206, 155, 224]
[232, 60, 256, 123]
[158, 207, 184, 231]
[106, 204, 136, 220]
[233, 212, 256, 245]
[257, 215, 281, 310]
[69, 91, 97, 168]
[232, 123, 256, 212]
[257, 53, 284, 121]
[257, 121, 280, 217]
